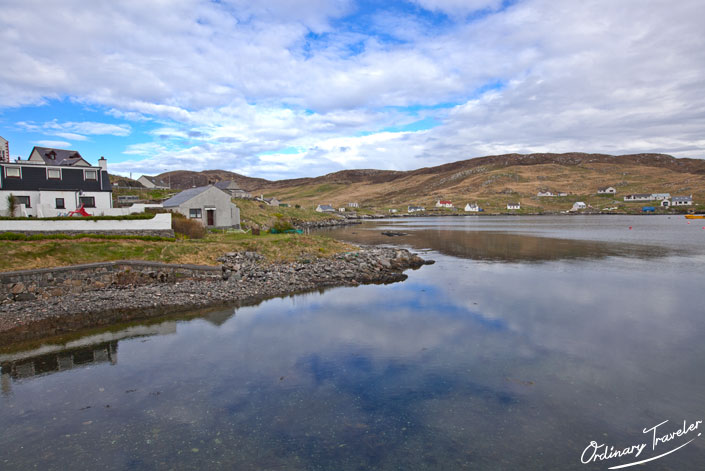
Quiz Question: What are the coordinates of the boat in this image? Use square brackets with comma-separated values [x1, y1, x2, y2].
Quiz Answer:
[685, 214, 705, 219]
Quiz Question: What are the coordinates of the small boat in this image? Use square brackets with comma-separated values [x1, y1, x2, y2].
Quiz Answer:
[684, 214, 705, 219]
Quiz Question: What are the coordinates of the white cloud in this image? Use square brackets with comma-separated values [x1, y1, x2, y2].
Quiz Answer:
[2, 0, 704, 177]
[35, 140, 72, 148]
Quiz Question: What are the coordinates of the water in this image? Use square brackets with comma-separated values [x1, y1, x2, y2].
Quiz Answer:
[1, 215, 704, 470]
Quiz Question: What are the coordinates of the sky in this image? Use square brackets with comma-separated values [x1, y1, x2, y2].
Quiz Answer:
[1, 0, 704, 180]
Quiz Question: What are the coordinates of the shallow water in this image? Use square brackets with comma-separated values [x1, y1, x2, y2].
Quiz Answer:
[1, 215, 704, 470]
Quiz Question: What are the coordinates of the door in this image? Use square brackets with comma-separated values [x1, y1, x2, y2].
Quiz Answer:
[207, 209, 215, 226]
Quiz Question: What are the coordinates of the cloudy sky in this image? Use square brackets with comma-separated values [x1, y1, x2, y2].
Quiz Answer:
[1, 0, 703, 180]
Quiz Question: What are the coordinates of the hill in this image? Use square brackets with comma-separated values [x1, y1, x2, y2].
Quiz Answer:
[245, 152, 705, 213]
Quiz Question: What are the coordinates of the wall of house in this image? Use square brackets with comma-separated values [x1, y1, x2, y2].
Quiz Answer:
[0, 260, 220, 302]
[0, 190, 113, 217]
[172, 187, 240, 228]
[0, 213, 172, 235]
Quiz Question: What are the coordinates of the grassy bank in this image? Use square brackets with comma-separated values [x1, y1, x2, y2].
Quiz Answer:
[0, 232, 356, 272]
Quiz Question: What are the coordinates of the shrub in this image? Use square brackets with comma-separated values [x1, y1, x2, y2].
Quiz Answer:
[172, 216, 206, 239]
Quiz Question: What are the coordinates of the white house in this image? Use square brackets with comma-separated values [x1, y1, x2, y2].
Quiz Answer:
[0, 136, 9, 163]
[408, 205, 424, 213]
[436, 200, 453, 208]
[348, 202, 359, 208]
[624, 194, 652, 202]
[571, 201, 587, 211]
[388, 208, 398, 213]
[671, 196, 693, 206]
[137, 175, 170, 189]
[163, 185, 240, 228]
[214, 181, 251, 198]
[507, 202, 521, 210]
[315, 204, 336, 213]
[597, 186, 617, 194]
[0, 147, 113, 217]
[537, 190, 555, 197]
[651, 193, 671, 201]
[557, 192, 568, 197]
[464, 203, 480, 212]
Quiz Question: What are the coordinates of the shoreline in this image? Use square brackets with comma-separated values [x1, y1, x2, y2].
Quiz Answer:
[0, 246, 433, 346]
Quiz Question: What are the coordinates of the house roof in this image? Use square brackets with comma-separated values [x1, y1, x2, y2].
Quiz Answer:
[597, 186, 614, 191]
[627, 194, 652, 198]
[672, 196, 693, 202]
[438, 200, 452, 204]
[31, 146, 88, 166]
[214, 180, 242, 190]
[139, 175, 169, 186]
[163, 186, 213, 207]
[317, 204, 335, 211]
[508, 202, 521, 206]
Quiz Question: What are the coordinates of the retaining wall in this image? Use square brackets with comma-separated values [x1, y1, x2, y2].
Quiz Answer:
[0, 213, 173, 237]
[1, 260, 221, 302]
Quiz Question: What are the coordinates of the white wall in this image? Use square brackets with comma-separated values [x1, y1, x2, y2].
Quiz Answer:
[0, 213, 172, 232]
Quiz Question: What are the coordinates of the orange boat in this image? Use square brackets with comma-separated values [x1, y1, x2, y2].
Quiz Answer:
[685, 214, 705, 219]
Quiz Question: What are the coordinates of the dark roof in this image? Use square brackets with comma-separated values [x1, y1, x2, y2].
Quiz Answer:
[162, 186, 212, 207]
[214, 180, 242, 190]
[672, 196, 693, 201]
[139, 175, 169, 186]
[31, 146, 87, 166]
[317, 204, 335, 211]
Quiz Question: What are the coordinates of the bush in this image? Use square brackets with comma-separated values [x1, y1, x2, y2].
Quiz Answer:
[272, 216, 294, 232]
[172, 216, 206, 239]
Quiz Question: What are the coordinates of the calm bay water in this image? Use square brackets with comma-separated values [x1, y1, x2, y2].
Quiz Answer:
[1, 215, 704, 470]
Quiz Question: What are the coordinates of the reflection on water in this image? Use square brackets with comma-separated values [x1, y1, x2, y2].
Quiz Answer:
[0, 216, 703, 470]
[324, 227, 672, 262]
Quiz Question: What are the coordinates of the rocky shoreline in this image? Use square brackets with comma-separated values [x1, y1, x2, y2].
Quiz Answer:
[0, 247, 433, 346]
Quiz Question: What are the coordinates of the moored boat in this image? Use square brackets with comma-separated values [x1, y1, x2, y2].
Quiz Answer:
[684, 214, 705, 219]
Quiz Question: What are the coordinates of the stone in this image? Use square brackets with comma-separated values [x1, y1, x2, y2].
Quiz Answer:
[10, 283, 26, 294]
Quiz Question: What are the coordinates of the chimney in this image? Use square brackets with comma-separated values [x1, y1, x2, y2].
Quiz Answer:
[98, 156, 108, 171]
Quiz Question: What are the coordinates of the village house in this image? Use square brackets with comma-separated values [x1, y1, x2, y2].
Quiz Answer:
[571, 201, 587, 211]
[0, 136, 9, 162]
[464, 203, 481, 212]
[0, 146, 112, 217]
[557, 192, 568, 197]
[507, 202, 521, 210]
[388, 208, 398, 213]
[624, 194, 652, 202]
[670, 196, 693, 206]
[163, 185, 240, 228]
[214, 181, 251, 198]
[537, 190, 555, 197]
[315, 204, 336, 213]
[597, 186, 617, 194]
[651, 193, 671, 201]
[348, 202, 359, 208]
[137, 175, 170, 189]
[436, 199, 453, 208]
[408, 205, 424, 213]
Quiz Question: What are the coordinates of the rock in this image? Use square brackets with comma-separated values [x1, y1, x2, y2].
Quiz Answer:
[10, 283, 26, 294]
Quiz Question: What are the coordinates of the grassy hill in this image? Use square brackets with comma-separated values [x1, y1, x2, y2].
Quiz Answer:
[246, 153, 705, 214]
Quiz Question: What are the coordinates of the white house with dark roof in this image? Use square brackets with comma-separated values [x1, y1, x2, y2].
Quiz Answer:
[408, 205, 424, 213]
[670, 196, 693, 206]
[137, 175, 170, 189]
[163, 185, 240, 228]
[464, 203, 480, 212]
[315, 204, 336, 213]
[214, 181, 251, 198]
[507, 202, 521, 210]
[0, 146, 112, 217]
[0, 136, 9, 163]
[597, 186, 617, 194]
[624, 194, 652, 202]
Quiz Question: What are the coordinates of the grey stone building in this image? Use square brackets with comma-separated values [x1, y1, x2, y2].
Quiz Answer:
[163, 185, 240, 228]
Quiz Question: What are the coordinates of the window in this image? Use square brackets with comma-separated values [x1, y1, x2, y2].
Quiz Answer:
[16, 195, 30, 208]
[84, 169, 98, 181]
[5, 167, 21, 178]
[189, 208, 202, 218]
[55, 198, 65, 209]
[79, 196, 95, 208]
[47, 168, 61, 179]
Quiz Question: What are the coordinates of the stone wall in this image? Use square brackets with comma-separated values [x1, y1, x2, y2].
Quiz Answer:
[0, 261, 221, 303]
[0, 213, 173, 236]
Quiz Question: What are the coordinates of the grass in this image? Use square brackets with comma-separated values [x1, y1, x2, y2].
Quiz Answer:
[235, 199, 339, 229]
[0, 232, 357, 272]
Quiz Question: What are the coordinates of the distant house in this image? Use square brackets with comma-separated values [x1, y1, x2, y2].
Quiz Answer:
[388, 208, 398, 213]
[348, 202, 359, 208]
[214, 181, 251, 198]
[339, 207, 346, 212]
[537, 190, 555, 197]
[464, 203, 480, 212]
[0, 136, 9, 162]
[0, 147, 112, 217]
[507, 202, 521, 210]
[315, 204, 336, 213]
[163, 185, 240, 228]
[671, 195, 693, 206]
[597, 186, 617, 195]
[557, 192, 568, 197]
[263, 197, 280, 207]
[138, 175, 170, 189]
[624, 194, 652, 202]
[408, 205, 424, 213]
[571, 201, 587, 211]
[436, 200, 453, 208]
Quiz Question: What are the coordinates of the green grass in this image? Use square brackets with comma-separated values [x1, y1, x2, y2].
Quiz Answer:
[236, 198, 338, 230]
[0, 231, 356, 272]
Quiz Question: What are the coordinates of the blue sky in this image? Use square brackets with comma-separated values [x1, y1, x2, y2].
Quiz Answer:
[1, 0, 703, 180]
